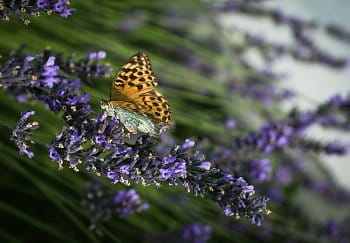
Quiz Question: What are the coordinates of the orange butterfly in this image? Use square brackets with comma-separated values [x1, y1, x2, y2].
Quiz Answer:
[101, 53, 172, 135]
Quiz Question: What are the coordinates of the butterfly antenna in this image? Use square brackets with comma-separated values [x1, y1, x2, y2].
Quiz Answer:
[86, 78, 107, 104]
[87, 78, 112, 116]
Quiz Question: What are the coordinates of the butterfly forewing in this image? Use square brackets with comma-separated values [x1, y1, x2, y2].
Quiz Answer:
[110, 53, 157, 100]
[108, 52, 172, 128]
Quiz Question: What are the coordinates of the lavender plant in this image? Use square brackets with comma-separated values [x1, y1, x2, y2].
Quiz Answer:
[1, 0, 350, 241]
[288, 94, 350, 132]
[1, 48, 270, 226]
[0, 47, 111, 110]
[229, 78, 293, 105]
[49, 116, 270, 225]
[10, 110, 39, 158]
[82, 180, 149, 223]
[230, 101, 350, 156]
[208, 95, 349, 186]
[212, 1, 349, 68]
[6, 49, 348, 228]
[181, 223, 212, 243]
[0, 0, 75, 24]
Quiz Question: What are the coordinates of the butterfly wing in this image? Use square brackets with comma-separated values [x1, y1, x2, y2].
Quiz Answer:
[109, 52, 171, 125]
[110, 52, 157, 101]
[139, 90, 171, 124]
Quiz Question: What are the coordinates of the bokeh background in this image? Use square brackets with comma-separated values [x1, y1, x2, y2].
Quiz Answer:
[1, 0, 349, 242]
[220, 0, 350, 186]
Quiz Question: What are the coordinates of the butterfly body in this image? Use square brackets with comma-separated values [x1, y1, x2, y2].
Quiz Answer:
[102, 53, 171, 135]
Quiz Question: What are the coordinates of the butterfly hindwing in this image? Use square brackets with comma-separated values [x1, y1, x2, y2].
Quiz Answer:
[140, 91, 171, 124]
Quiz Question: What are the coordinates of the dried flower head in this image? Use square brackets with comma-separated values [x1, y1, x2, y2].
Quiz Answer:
[10, 111, 39, 158]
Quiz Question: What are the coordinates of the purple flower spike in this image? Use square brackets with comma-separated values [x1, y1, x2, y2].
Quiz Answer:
[1, 0, 75, 24]
[97, 51, 106, 60]
[87, 51, 107, 60]
[158, 157, 187, 183]
[10, 111, 39, 159]
[48, 147, 61, 161]
[37, 0, 49, 8]
[52, 128, 269, 225]
[82, 181, 149, 222]
[249, 159, 272, 182]
[60, 8, 75, 18]
[325, 220, 341, 238]
[197, 161, 211, 171]
[0, 47, 111, 117]
[225, 118, 236, 129]
[182, 223, 212, 243]
[1, 47, 271, 227]
[224, 207, 233, 216]
[182, 139, 195, 149]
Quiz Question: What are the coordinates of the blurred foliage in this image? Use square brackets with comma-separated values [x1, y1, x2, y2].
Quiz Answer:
[0, 0, 349, 242]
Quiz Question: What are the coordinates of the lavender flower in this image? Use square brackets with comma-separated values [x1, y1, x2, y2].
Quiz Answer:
[209, 95, 349, 196]
[10, 111, 39, 158]
[49, 114, 124, 171]
[114, 189, 150, 218]
[267, 188, 284, 202]
[274, 165, 292, 185]
[209, 147, 272, 184]
[50, 117, 270, 225]
[323, 218, 350, 242]
[0, 48, 111, 114]
[225, 118, 236, 129]
[290, 138, 349, 155]
[82, 180, 149, 222]
[229, 66, 294, 105]
[0, 0, 75, 25]
[233, 123, 293, 154]
[158, 155, 187, 185]
[182, 223, 212, 243]
[288, 94, 350, 131]
[57, 50, 112, 81]
[248, 159, 271, 182]
[182, 138, 195, 149]
[325, 220, 341, 239]
[230, 95, 350, 155]
[2, 48, 269, 225]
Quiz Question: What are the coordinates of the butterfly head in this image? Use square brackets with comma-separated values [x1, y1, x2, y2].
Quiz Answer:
[100, 99, 109, 109]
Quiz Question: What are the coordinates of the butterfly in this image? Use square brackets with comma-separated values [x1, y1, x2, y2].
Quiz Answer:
[101, 52, 172, 135]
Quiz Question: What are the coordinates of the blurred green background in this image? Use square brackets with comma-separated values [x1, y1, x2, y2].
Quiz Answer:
[0, 1, 255, 242]
[1, 0, 349, 242]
